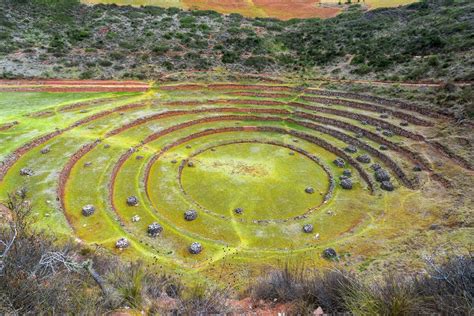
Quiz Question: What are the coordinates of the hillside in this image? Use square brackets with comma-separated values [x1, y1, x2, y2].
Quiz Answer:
[81, 0, 419, 20]
[0, 0, 473, 314]
[82, 0, 342, 20]
[0, 0, 473, 82]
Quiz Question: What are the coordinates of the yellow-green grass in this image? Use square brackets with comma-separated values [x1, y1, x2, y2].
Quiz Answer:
[0, 82, 469, 286]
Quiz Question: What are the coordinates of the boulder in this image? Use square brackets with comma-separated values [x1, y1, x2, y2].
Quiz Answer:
[400, 121, 409, 127]
[383, 130, 394, 137]
[40, 147, 50, 154]
[323, 248, 337, 259]
[131, 215, 141, 222]
[371, 163, 382, 171]
[381, 181, 394, 191]
[356, 154, 371, 164]
[303, 224, 314, 233]
[104, 144, 110, 149]
[234, 208, 243, 215]
[375, 169, 391, 182]
[147, 222, 163, 237]
[343, 169, 352, 177]
[171, 159, 177, 164]
[341, 178, 353, 190]
[344, 145, 357, 154]
[333, 158, 345, 168]
[380, 113, 389, 119]
[379, 145, 388, 151]
[84, 162, 92, 167]
[429, 224, 441, 230]
[115, 238, 129, 250]
[413, 165, 422, 172]
[184, 209, 198, 221]
[19, 168, 34, 176]
[305, 187, 315, 194]
[189, 242, 202, 254]
[289, 151, 295, 156]
[82, 204, 95, 217]
[136, 155, 144, 160]
[187, 161, 194, 167]
[127, 196, 139, 206]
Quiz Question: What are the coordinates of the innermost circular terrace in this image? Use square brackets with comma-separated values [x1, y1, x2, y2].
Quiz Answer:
[179, 142, 330, 221]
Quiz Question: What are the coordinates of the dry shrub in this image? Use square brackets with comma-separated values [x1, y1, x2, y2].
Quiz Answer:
[251, 255, 473, 315]
[415, 254, 473, 314]
[175, 284, 232, 315]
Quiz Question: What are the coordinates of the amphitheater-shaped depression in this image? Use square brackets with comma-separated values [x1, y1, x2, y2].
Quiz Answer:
[0, 82, 470, 276]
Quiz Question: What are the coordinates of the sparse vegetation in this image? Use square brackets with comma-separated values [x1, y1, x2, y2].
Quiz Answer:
[250, 257, 473, 315]
[0, 191, 231, 314]
[0, 0, 472, 80]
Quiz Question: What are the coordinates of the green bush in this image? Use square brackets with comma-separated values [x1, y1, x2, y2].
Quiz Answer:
[152, 44, 169, 55]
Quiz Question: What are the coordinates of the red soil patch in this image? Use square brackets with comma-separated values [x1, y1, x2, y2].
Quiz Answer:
[182, 0, 340, 20]
[0, 121, 19, 132]
[160, 83, 295, 92]
[254, 0, 340, 19]
[0, 80, 149, 93]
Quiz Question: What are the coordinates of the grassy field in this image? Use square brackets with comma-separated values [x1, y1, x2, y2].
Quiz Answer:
[0, 81, 471, 286]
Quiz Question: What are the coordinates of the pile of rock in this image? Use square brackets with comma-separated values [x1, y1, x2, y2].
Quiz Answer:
[147, 222, 163, 237]
[303, 224, 314, 233]
[356, 154, 371, 164]
[381, 181, 394, 191]
[305, 187, 315, 194]
[372, 168, 394, 191]
[344, 145, 357, 154]
[184, 209, 198, 221]
[127, 196, 139, 206]
[340, 178, 353, 190]
[323, 248, 337, 260]
[189, 242, 202, 254]
[20, 168, 34, 176]
[375, 169, 391, 182]
[82, 204, 95, 217]
[333, 158, 345, 168]
[116, 238, 129, 250]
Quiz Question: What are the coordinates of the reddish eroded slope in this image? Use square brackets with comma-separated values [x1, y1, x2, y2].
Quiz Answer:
[181, 0, 340, 20]
[0, 80, 150, 92]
